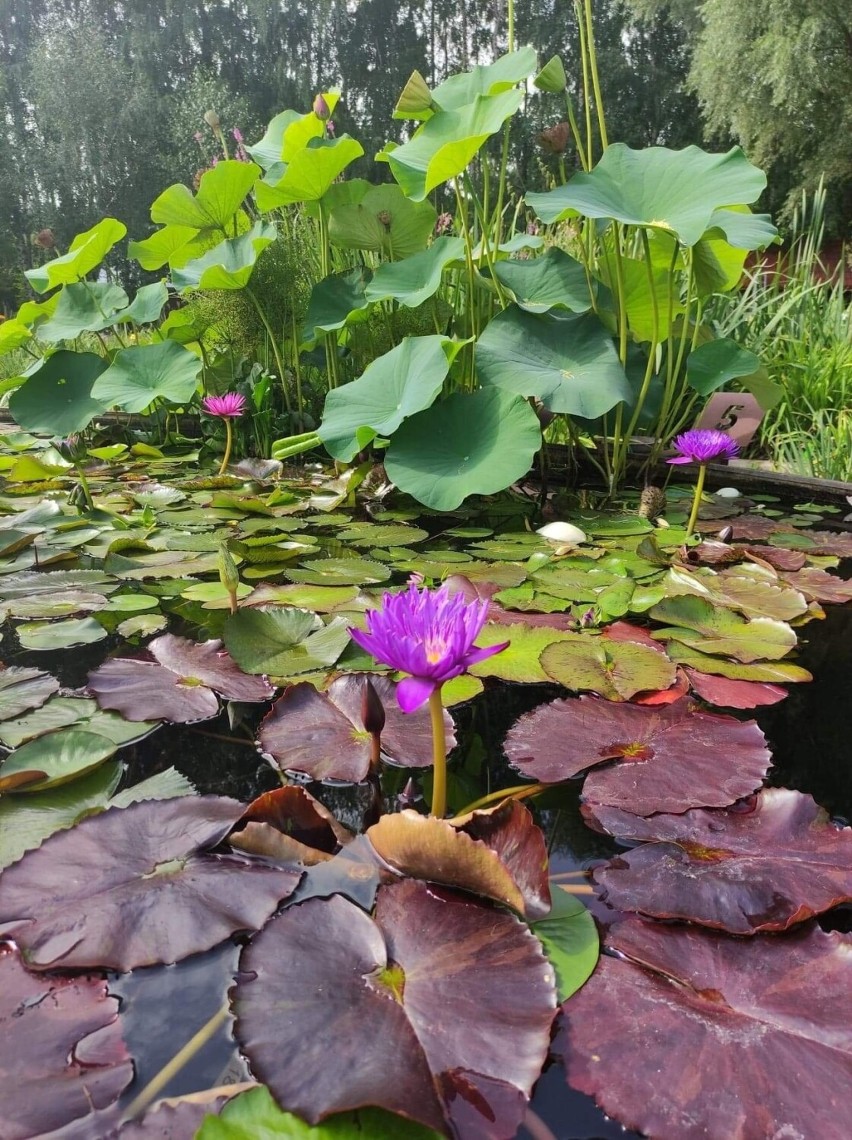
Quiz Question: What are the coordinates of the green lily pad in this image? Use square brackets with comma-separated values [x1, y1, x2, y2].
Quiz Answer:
[649, 595, 796, 662]
[329, 183, 436, 259]
[287, 558, 391, 586]
[540, 633, 676, 700]
[527, 145, 767, 247]
[8, 351, 109, 436]
[91, 341, 203, 412]
[531, 888, 599, 1003]
[487, 248, 593, 314]
[223, 608, 350, 676]
[16, 616, 109, 651]
[476, 306, 631, 419]
[172, 221, 277, 291]
[337, 523, 428, 547]
[25, 218, 127, 293]
[385, 388, 542, 511]
[0, 729, 118, 793]
[366, 237, 465, 308]
[468, 624, 573, 684]
[663, 642, 813, 683]
[116, 614, 169, 638]
[151, 160, 259, 230]
[0, 695, 155, 750]
[317, 336, 460, 461]
[0, 668, 60, 721]
[243, 583, 360, 612]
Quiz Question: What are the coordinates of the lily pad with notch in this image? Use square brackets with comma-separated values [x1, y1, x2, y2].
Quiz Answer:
[223, 608, 351, 678]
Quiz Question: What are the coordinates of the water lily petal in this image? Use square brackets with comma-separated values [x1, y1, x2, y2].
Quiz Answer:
[397, 676, 437, 713]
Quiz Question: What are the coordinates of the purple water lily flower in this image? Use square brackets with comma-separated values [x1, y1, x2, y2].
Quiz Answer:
[666, 429, 740, 465]
[201, 392, 246, 419]
[349, 583, 509, 713]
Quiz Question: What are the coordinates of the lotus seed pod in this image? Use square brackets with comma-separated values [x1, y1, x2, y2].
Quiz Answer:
[638, 485, 667, 520]
[203, 109, 221, 130]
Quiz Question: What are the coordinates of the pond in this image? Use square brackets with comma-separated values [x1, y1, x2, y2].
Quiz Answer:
[0, 463, 851, 1140]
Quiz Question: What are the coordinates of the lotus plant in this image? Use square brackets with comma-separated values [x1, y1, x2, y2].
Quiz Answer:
[667, 429, 740, 538]
[349, 583, 508, 817]
[201, 392, 246, 475]
[56, 433, 94, 511]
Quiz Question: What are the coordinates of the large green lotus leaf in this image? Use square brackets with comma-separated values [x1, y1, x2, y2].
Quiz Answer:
[387, 89, 524, 201]
[151, 160, 259, 230]
[366, 236, 465, 308]
[223, 607, 350, 676]
[171, 221, 277, 291]
[128, 224, 198, 270]
[649, 595, 796, 662]
[527, 145, 766, 247]
[690, 229, 749, 295]
[24, 218, 127, 293]
[8, 351, 109, 435]
[476, 306, 631, 418]
[0, 319, 32, 355]
[702, 206, 778, 250]
[686, 338, 763, 397]
[92, 341, 202, 412]
[663, 642, 813, 683]
[385, 387, 542, 511]
[35, 283, 129, 342]
[198, 1085, 442, 1140]
[246, 109, 303, 168]
[430, 46, 537, 111]
[255, 137, 364, 210]
[233, 881, 555, 1134]
[329, 184, 436, 259]
[540, 634, 676, 700]
[467, 623, 573, 683]
[318, 335, 457, 461]
[0, 729, 118, 794]
[0, 796, 299, 970]
[600, 255, 685, 344]
[531, 887, 599, 1003]
[16, 616, 109, 651]
[115, 280, 169, 325]
[486, 247, 593, 314]
[301, 267, 372, 349]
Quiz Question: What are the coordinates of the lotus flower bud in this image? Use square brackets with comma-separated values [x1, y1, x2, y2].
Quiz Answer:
[537, 521, 587, 547]
[313, 93, 330, 121]
[539, 122, 571, 155]
[394, 70, 433, 117]
[34, 228, 56, 250]
[717, 525, 734, 544]
[361, 677, 386, 737]
[217, 543, 241, 614]
[56, 434, 87, 463]
[203, 109, 221, 131]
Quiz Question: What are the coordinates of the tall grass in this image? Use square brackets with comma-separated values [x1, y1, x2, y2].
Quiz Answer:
[709, 182, 852, 482]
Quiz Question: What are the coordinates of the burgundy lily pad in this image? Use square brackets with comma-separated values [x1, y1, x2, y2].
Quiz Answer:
[684, 666, 787, 709]
[258, 673, 454, 782]
[504, 695, 771, 816]
[233, 880, 557, 1135]
[88, 633, 273, 723]
[560, 917, 852, 1140]
[0, 944, 133, 1139]
[709, 514, 793, 541]
[780, 566, 852, 604]
[587, 789, 852, 933]
[367, 800, 551, 920]
[229, 786, 352, 865]
[0, 796, 299, 970]
[687, 540, 806, 571]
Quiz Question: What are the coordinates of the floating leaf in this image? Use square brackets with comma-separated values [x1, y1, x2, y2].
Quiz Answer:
[0, 728, 119, 793]
[223, 608, 350, 676]
[649, 594, 796, 662]
[684, 667, 787, 709]
[531, 887, 599, 1002]
[233, 881, 556, 1132]
[589, 789, 852, 934]
[367, 800, 551, 919]
[467, 623, 572, 683]
[540, 633, 676, 700]
[779, 567, 852, 604]
[0, 944, 133, 1137]
[258, 674, 454, 781]
[561, 918, 852, 1140]
[664, 641, 813, 683]
[288, 558, 392, 586]
[0, 797, 299, 970]
[476, 306, 631, 418]
[16, 615, 109, 650]
[0, 666, 59, 720]
[504, 695, 770, 815]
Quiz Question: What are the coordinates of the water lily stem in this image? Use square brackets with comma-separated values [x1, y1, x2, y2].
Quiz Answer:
[428, 686, 448, 818]
[121, 1001, 230, 1123]
[686, 462, 707, 538]
[218, 418, 233, 476]
[73, 462, 94, 510]
[457, 782, 548, 817]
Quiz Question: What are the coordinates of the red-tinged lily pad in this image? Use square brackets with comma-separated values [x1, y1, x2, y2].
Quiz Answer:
[0, 944, 133, 1139]
[664, 640, 813, 683]
[779, 566, 852, 604]
[0, 796, 300, 970]
[504, 695, 771, 815]
[367, 801, 551, 920]
[687, 541, 806, 571]
[710, 514, 793, 541]
[88, 633, 273, 723]
[229, 785, 352, 865]
[540, 632, 676, 700]
[559, 917, 852, 1140]
[587, 788, 852, 933]
[258, 674, 454, 781]
[684, 666, 787, 709]
[233, 881, 557, 1135]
